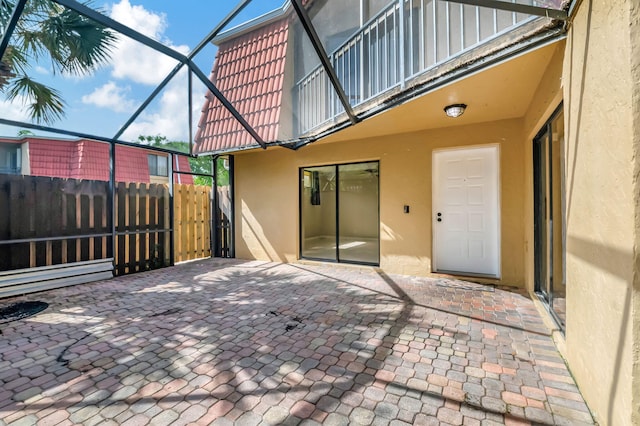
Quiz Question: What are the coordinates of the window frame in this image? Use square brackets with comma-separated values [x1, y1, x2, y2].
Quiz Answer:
[0, 144, 22, 175]
[148, 154, 168, 177]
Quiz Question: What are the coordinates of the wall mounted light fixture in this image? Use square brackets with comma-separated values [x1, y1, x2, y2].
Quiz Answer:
[444, 103, 467, 118]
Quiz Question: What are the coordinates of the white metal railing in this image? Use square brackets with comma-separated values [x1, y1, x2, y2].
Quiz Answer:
[295, 0, 536, 135]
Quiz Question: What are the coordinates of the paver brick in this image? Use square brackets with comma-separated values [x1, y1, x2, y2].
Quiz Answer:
[69, 405, 104, 424]
[0, 259, 594, 426]
[544, 385, 585, 402]
[174, 404, 207, 425]
[549, 404, 595, 422]
[524, 406, 555, 424]
[36, 409, 70, 425]
[324, 413, 350, 426]
[263, 405, 290, 425]
[120, 413, 150, 426]
[502, 391, 527, 407]
[349, 407, 375, 425]
[437, 406, 464, 424]
[150, 408, 179, 425]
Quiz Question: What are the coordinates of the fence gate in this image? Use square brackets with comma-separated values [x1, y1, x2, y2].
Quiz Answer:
[113, 182, 214, 275]
[174, 183, 212, 263]
[114, 182, 171, 276]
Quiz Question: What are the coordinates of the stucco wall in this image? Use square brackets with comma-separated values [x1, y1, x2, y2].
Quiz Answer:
[563, 0, 636, 424]
[631, 1, 640, 424]
[234, 118, 526, 285]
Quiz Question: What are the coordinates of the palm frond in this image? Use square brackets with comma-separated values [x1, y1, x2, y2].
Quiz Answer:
[1, 45, 28, 75]
[6, 75, 65, 124]
[37, 2, 116, 75]
[0, 0, 115, 122]
[0, 0, 14, 24]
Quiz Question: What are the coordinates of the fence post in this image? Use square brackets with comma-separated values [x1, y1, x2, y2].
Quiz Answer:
[174, 183, 182, 263]
[138, 183, 148, 270]
[110, 141, 116, 274]
[168, 153, 175, 266]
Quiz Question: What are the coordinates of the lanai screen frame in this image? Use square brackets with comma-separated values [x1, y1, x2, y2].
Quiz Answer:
[0, 0, 571, 272]
[0, 0, 569, 156]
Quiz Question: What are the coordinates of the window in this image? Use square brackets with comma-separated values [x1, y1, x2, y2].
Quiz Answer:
[0, 145, 21, 174]
[148, 154, 168, 177]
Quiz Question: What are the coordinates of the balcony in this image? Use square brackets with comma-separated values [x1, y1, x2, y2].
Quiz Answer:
[294, 0, 541, 136]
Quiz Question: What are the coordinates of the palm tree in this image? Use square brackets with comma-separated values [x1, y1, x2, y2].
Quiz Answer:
[0, 0, 116, 124]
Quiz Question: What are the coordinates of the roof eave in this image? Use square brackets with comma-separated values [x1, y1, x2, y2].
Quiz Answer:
[213, 1, 290, 46]
[200, 20, 565, 155]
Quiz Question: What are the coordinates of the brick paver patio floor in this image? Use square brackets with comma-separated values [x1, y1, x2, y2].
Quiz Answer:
[0, 259, 594, 425]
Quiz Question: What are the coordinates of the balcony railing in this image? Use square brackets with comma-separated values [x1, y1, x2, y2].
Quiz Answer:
[295, 0, 536, 135]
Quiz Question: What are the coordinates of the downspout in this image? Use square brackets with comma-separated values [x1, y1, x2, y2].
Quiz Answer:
[174, 155, 181, 184]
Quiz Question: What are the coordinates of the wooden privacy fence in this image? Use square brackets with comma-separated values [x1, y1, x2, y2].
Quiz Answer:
[174, 183, 212, 263]
[0, 176, 213, 277]
[0, 175, 111, 272]
[114, 182, 170, 276]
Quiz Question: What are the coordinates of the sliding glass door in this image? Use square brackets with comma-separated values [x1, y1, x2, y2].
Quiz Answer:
[300, 161, 379, 265]
[301, 165, 337, 261]
[533, 106, 565, 329]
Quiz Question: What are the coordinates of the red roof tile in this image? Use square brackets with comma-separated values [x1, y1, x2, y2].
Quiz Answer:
[1, 137, 193, 184]
[194, 18, 289, 154]
[28, 139, 79, 178]
[73, 140, 111, 181]
[115, 145, 150, 183]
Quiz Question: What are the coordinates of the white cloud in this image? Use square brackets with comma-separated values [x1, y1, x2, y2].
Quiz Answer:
[34, 66, 50, 75]
[0, 97, 33, 122]
[120, 70, 198, 142]
[86, 0, 203, 142]
[0, 97, 36, 135]
[108, 0, 189, 85]
[110, 0, 167, 39]
[81, 81, 136, 113]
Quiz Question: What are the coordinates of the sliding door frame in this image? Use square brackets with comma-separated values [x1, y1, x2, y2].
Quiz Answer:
[299, 160, 380, 266]
[533, 103, 565, 330]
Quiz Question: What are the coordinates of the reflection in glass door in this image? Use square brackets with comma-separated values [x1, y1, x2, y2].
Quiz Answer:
[533, 106, 565, 329]
[301, 166, 337, 261]
[300, 162, 379, 265]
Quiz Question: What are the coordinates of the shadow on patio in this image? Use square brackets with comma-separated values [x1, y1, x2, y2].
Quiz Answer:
[0, 258, 594, 425]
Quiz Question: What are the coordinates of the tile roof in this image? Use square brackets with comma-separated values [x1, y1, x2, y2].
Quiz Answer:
[115, 144, 151, 183]
[194, 18, 289, 154]
[1, 138, 193, 184]
[73, 139, 111, 181]
[28, 139, 81, 179]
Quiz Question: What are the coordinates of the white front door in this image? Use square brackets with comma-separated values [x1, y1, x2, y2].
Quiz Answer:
[432, 145, 500, 277]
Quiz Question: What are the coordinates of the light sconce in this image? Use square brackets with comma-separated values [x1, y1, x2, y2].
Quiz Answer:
[444, 103, 467, 118]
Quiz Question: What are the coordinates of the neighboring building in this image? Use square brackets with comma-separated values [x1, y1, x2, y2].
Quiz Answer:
[194, 0, 640, 424]
[0, 136, 193, 184]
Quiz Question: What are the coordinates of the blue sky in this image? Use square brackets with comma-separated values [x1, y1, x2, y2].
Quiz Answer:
[1, 0, 283, 144]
